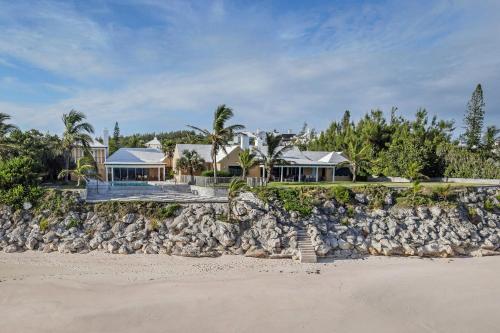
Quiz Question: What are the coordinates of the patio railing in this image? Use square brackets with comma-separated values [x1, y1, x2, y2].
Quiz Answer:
[178, 175, 265, 187]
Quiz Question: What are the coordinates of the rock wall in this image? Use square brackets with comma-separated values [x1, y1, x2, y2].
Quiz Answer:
[0, 187, 499, 259]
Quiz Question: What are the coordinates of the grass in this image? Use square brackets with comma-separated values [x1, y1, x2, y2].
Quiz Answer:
[267, 181, 492, 189]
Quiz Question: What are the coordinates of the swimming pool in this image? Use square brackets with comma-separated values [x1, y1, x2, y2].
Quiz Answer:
[110, 181, 153, 187]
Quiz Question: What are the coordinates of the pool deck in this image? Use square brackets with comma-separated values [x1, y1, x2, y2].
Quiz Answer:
[86, 188, 228, 203]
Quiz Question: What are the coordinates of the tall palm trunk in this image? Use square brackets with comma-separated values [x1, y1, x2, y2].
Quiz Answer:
[212, 149, 217, 185]
[65, 152, 71, 182]
[352, 163, 357, 182]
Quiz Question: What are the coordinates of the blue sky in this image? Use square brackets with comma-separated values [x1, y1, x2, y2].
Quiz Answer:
[0, 0, 499, 136]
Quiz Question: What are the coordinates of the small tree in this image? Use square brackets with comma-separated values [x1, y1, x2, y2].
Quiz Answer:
[176, 150, 205, 184]
[58, 157, 94, 187]
[227, 178, 248, 222]
[339, 137, 370, 182]
[463, 84, 485, 149]
[405, 161, 428, 182]
[238, 149, 257, 179]
[188, 105, 244, 183]
[113, 121, 120, 147]
[257, 133, 291, 184]
[162, 139, 176, 159]
[61, 110, 94, 181]
[0, 112, 18, 157]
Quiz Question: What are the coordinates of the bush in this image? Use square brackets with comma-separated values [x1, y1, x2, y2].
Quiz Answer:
[484, 199, 495, 212]
[39, 218, 50, 232]
[0, 185, 44, 210]
[201, 170, 232, 177]
[356, 185, 390, 209]
[157, 204, 181, 219]
[276, 188, 313, 217]
[346, 206, 355, 218]
[148, 218, 160, 231]
[329, 186, 351, 205]
[0, 157, 40, 189]
[66, 217, 81, 229]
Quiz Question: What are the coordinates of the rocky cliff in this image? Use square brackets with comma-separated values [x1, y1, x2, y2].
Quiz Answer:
[0, 187, 499, 259]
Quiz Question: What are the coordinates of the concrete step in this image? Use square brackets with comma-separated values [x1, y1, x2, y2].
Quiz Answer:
[296, 229, 317, 264]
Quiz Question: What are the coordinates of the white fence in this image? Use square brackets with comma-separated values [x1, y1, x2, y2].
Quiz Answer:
[178, 175, 266, 187]
[368, 176, 500, 185]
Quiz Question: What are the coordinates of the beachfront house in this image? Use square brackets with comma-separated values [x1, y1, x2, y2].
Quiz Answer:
[172, 133, 350, 182]
[104, 148, 168, 182]
[71, 129, 109, 180]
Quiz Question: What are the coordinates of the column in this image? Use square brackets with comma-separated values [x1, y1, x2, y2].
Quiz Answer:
[163, 166, 166, 181]
[111, 167, 114, 182]
[332, 166, 336, 182]
[158, 167, 161, 181]
[105, 167, 108, 182]
[316, 167, 319, 182]
[280, 166, 284, 182]
[298, 167, 302, 182]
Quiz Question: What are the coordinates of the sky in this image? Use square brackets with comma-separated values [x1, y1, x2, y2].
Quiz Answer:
[0, 0, 499, 137]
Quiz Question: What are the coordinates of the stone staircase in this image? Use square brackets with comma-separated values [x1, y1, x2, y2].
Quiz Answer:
[297, 229, 317, 263]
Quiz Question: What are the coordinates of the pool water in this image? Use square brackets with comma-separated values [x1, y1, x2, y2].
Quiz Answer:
[111, 181, 153, 187]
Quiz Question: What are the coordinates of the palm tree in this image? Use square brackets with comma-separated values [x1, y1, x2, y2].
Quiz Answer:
[188, 105, 244, 183]
[61, 110, 94, 181]
[227, 178, 248, 222]
[238, 149, 257, 179]
[176, 150, 205, 184]
[340, 137, 370, 182]
[405, 161, 428, 182]
[257, 132, 291, 184]
[58, 157, 94, 187]
[162, 139, 176, 159]
[0, 112, 18, 156]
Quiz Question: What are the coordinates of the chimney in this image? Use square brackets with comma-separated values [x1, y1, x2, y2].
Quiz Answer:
[240, 134, 249, 150]
[103, 128, 109, 157]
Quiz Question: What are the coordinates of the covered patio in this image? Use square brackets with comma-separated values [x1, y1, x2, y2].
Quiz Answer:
[105, 164, 166, 182]
[259, 165, 351, 182]
[257, 148, 351, 182]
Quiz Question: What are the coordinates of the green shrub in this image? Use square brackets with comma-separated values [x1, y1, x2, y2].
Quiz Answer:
[329, 186, 351, 205]
[340, 217, 350, 226]
[346, 206, 355, 218]
[356, 185, 389, 209]
[39, 218, 50, 232]
[484, 199, 495, 212]
[432, 185, 454, 202]
[157, 204, 181, 219]
[0, 157, 40, 189]
[148, 218, 160, 231]
[66, 217, 81, 229]
[467, 207, 477, 218]
[0, 185, 44, 210]
[201, 170, 232, 177]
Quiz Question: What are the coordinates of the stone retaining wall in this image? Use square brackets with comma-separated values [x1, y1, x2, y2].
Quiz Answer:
[0, 187, 498, 259]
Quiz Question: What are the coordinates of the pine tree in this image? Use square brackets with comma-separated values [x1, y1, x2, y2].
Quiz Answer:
[113, 122, 120, 148]
[463, 84, 485, 149]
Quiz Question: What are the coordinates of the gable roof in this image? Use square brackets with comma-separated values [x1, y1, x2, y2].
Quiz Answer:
[274, 147, 348, 166]
[105, 148, 165, 165]
[176, 144, 239, 162]
[146, 137, 161, 146]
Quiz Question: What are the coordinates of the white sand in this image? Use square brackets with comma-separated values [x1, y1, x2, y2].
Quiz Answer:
[1, 253, 499, 333]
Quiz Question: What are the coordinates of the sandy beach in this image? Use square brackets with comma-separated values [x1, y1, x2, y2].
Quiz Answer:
[1, 253, 499, 333]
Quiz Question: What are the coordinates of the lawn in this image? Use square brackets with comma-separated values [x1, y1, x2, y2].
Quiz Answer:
[267, 181, 493, 189]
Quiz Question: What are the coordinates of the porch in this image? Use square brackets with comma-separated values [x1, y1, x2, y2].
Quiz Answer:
[259, 165, 351, 182]
[105, 164, 167, 182]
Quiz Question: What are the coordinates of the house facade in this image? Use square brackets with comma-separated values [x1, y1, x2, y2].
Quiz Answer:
[104, 148, 168, 182]
[71, 129, 109, 180]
